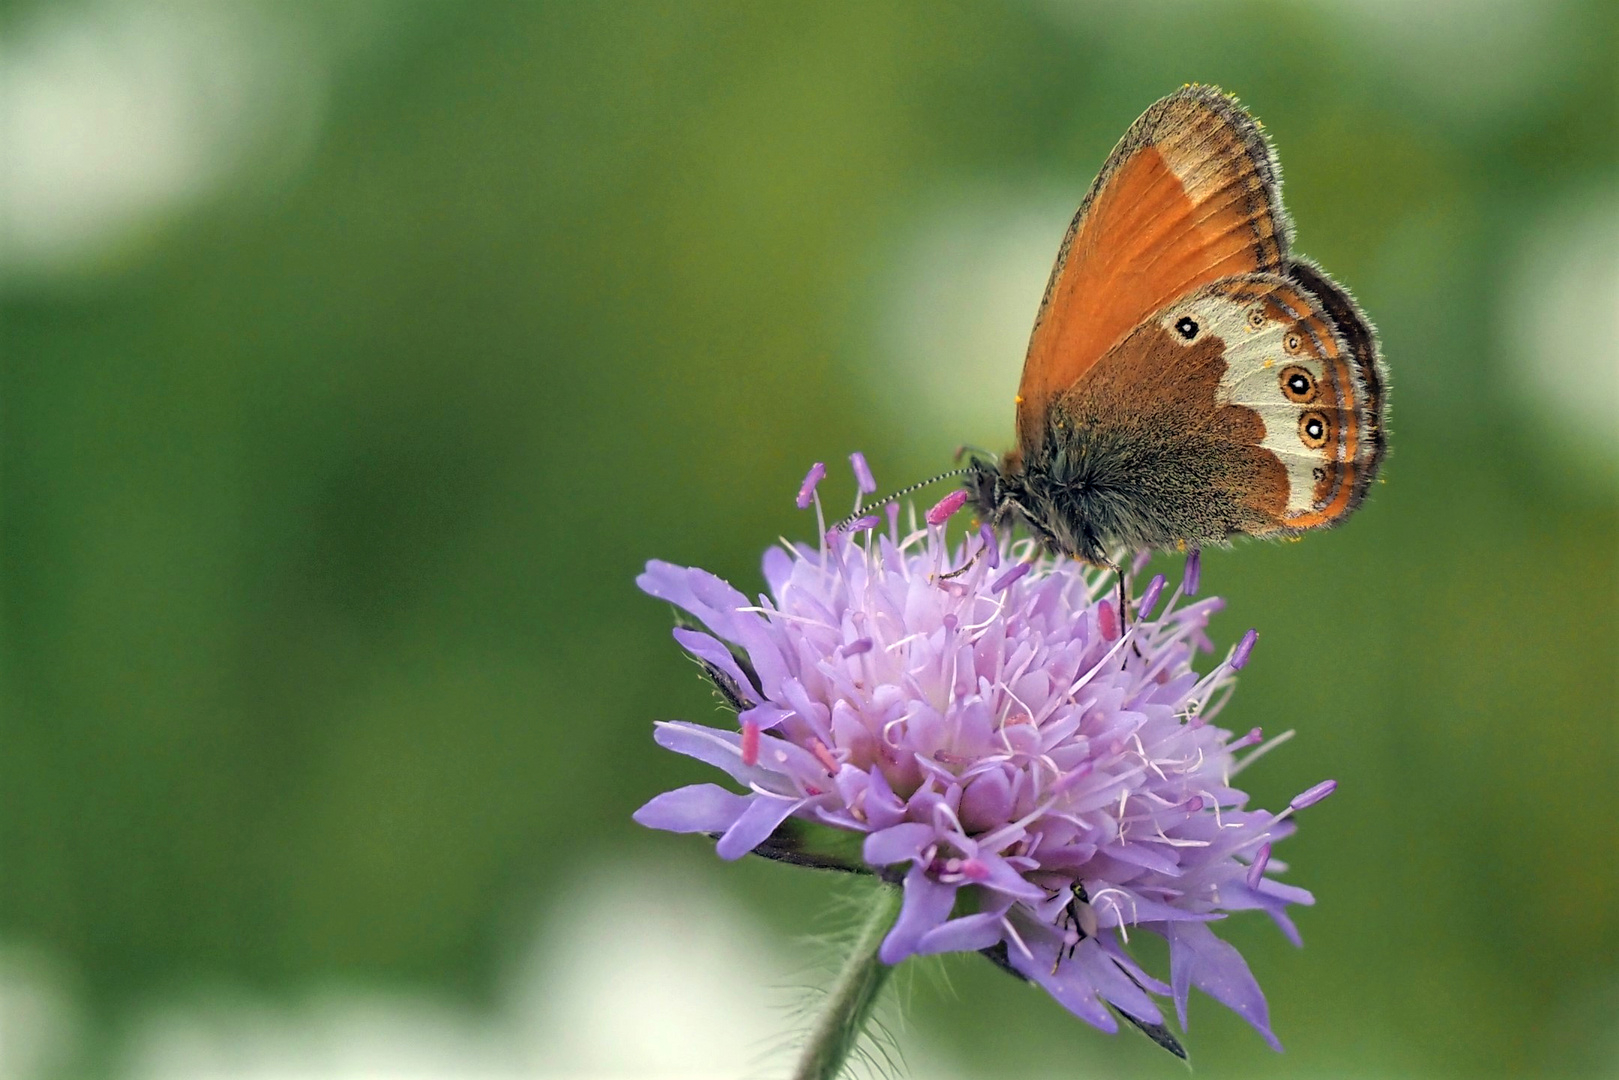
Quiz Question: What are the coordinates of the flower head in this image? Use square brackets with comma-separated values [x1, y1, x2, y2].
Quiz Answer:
[635, 460, 1330, 1051]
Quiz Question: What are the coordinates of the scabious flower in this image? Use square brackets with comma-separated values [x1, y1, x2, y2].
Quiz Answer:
[635, 459, 1331, 1052]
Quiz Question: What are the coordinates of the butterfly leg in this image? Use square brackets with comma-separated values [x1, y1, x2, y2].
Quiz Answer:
[1113, 560, 1130, 632]
[1099, 557, 1150, 661]
[940, 542, 987, 579]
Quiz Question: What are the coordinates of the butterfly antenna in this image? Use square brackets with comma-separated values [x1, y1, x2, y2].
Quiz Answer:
[833, 468, 971, 531]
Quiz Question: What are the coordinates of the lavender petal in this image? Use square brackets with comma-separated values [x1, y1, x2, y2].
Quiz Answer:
[716, 792, 803, 860]
[1169, 922, 1280, 1050]
[632, 784, 751, 834]
[878, 864, 958, 964]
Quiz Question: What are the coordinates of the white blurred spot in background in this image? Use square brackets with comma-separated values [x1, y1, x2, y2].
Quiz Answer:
[0, 861, 965, 1080]
[0, 0, 404, 287]
[869, 187, 1072, 454]
[0, 945, 81, 1080]
[1500, 191, 1619, 480]
[1294, 0, 1579, 124]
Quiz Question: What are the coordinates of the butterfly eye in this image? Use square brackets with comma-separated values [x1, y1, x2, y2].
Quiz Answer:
[1299, 410, 1331, 449]
[1246, 308, 1266, 330]
[1174, 316, 1199, 340]
[1284, 332, 1303, 354]
[1279, 365, 1318, 403]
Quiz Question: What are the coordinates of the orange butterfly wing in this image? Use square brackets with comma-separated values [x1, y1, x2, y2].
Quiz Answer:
[1016, 86, 1291, 453]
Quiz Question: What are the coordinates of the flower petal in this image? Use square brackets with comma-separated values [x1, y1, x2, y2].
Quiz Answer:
[1084, 947, 1163, 1025]
[967, 853, 1045, 901]
[737, 703, 792, 732]
[878, 865, 958, 964]
[917, 911, 1006, 955]
[715, 793, 802, 861]
[632, 784, 751, 834]
[863, 822, 936, 867]
[652, 722, 783, 789]
[862, 767, 907, 831]
[671, 628, 758, 702]
[1169, 921, 1280, 1050]
[761, 545, 795, 593]
[959, 768, 1014, 833]
[637, 560, 751, 640]
[1008, 932, 1117, 1031]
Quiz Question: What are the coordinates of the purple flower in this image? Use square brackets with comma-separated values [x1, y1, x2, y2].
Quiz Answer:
[634, 460, 1331, 1052]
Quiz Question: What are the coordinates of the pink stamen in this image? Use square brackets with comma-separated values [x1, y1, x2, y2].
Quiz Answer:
[959, 857, 991, 882]
[810, 739, 840, 775]
[926, 489, 969, 526]
[740, 721, 761, 766]
[1098, 599, 1119, 641]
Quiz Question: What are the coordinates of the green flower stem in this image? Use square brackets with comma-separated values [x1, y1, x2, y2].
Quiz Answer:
[791, 881, 905, 1080]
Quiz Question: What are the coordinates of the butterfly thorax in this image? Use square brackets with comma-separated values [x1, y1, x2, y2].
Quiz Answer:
[968, 379, 1282, 564]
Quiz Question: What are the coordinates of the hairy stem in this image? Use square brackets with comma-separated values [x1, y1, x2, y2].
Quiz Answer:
[790, 882, 904, 1080]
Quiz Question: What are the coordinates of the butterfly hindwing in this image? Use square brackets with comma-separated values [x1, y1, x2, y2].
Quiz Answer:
[1058, 271, 1383, 540]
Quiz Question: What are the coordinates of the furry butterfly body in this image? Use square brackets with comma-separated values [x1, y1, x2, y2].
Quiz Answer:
[965, 86, 1387, 564]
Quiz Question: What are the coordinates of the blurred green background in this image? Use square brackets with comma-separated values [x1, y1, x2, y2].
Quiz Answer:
[2, 2, 1615, 1078]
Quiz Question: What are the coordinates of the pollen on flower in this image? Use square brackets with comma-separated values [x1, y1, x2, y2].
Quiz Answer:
[633, 454, 1329, 1055]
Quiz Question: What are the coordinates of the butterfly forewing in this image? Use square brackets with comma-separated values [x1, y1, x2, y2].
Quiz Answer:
[1016, 86, 1291, 453]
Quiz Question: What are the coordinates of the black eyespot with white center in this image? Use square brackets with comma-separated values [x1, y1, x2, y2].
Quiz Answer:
[1279, 364, 1318, 403]
[1174, 316, 1199, 340]
[1299, 410, 1331, 449]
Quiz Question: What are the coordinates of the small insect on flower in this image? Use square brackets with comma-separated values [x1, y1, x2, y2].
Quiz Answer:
[634, 457, 1333, 1055]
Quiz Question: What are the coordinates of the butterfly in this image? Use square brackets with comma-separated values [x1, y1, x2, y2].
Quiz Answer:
[963, 86, 1387, 565]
